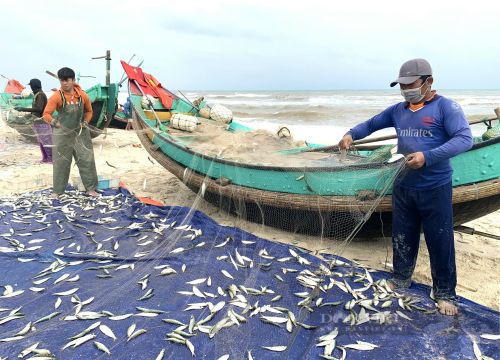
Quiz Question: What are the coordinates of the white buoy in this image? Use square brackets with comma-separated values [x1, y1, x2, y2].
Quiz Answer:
[209, 104, 233, 124]
[170, 113, 197, 132]
[199, 107, 211, 119]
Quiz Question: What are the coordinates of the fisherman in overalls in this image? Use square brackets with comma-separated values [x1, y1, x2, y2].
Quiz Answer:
[42, 67, 98, 197]
[338, 59, 473, 316]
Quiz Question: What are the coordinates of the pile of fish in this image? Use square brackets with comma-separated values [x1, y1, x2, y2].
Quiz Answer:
[0, 189, 497, 359]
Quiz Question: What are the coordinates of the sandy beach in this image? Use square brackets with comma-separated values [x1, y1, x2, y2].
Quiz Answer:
[1, 124, 498, 310]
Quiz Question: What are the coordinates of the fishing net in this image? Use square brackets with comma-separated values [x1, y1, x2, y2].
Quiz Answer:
[1, 82, 499, 359]
[482, 120, 500, 140]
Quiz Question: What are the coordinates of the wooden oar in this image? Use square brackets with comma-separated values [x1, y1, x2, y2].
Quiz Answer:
[468, 113, 499, 126]
[46, 70, 58, 79]
[282, 114, 500, 155]
[454, 225, 500, 241]
[281, 133, 397, 155]
[177, 90, 199, 113]
[305, 134, 397, 153]
[0, 74, 9, 80]
[118, 54, 136, 85]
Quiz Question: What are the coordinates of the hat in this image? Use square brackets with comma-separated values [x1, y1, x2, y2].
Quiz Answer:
[27, 78, 42, 88]
[390, 59, 432, 87]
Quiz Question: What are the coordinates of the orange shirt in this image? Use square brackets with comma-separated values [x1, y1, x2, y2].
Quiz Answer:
[42, 84, 93, 123]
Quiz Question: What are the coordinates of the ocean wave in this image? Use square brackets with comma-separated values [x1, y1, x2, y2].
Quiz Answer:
[205, 99, 312, 107]
[205, 93, 272, 98]
[456, 99, 500, 106]
[120, 90, 499, 125]
[232, 108, 377, 126]
[232, 109, 332, 120]
[203, 94, 401, 108]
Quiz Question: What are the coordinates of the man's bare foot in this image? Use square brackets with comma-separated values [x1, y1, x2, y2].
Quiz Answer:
[86, 190, 99, 197]
[50, 193, 60, 199]
[437, 300, 458, 316]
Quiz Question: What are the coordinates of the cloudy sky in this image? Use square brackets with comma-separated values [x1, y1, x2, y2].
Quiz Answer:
[2, 0, 499, 90]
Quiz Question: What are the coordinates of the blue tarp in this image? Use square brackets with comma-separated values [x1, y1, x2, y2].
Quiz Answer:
[0, 188, 498, 359]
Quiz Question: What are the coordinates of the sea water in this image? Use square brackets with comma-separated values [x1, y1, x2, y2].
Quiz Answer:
[123, 90, 500, 145]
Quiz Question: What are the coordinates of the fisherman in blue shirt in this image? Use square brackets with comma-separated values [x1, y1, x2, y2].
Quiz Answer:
[339, 59, 473, 316]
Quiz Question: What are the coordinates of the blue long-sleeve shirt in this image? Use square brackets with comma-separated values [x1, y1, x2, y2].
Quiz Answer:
[349, 94, 473, 189]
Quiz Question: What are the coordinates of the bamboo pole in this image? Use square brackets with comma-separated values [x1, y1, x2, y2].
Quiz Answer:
[132, 80, 162, 128]
[298, 112, 500, 154]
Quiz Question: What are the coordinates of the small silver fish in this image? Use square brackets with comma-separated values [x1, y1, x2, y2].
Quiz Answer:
[221, 270, 234, 279]
[262, 345, 287, 352]
[186, 339, 195, 356]
[155, 349, 166, 360]
[62, 333, 96, 350]
[99, 324, 117, 341]
[33, 312, 60, 324]
[53, 288, 79, 296]
[127, 328, 147, 342]
[94, 341, 111, 355]
[69, 322, 101, 339]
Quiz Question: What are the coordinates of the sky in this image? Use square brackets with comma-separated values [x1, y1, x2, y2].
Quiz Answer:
[1, 0, 499, 90]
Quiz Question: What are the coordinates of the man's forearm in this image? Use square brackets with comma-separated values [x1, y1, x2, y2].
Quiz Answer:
[83, 112, 93, 123]
[423, 133, 473, 166]
[348, 110, 393, 141]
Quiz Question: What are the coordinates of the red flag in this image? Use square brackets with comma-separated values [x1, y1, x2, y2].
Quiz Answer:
[120, 60, 173, 110]
[120, 60, 145, 83]
[4, 79, 25, 94]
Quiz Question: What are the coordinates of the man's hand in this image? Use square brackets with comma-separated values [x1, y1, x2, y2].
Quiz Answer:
[51, 119, 60, 128]
[406, 152, 425, 169]
[338, 133, 353, 150]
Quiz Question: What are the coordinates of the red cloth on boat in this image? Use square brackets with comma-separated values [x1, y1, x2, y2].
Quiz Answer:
[143, 73, 172, 110]
[120, 61, 173, 109]
[4, 79, 25, 94]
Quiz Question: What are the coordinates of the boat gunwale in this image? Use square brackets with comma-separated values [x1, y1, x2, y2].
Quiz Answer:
[132, 111, 500, 213]
[132, 99, 500, 174]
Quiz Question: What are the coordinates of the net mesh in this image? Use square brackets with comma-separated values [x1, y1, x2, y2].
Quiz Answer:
[0, 86, 496, 359]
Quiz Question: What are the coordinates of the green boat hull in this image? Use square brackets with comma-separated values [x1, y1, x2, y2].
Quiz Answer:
[129, 94, 499, 195]
[129, 87, 500, 236]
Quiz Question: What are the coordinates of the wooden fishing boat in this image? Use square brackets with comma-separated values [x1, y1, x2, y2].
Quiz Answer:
[0, 83, 119, 143]
[124, 64, 500, 237]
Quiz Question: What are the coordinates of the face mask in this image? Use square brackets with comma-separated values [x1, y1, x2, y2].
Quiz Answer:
[401, 80, 429, 103]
